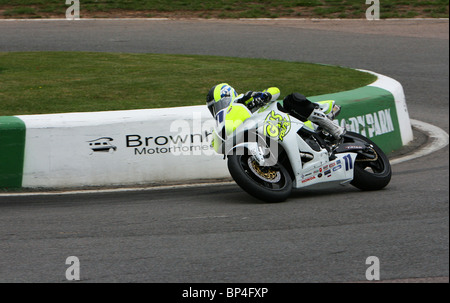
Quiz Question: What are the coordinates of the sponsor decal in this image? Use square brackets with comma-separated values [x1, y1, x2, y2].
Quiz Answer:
[301, 172, 313, 179]
[87, 137, 117, 153]
[127, 131, 213, 156]
[302, 176, 316, 183]
[87, 130, 214, 156]
[333, 165, 342, 172]
[338, 108, 394, 138]
[264, 110, 291, 141]
[344, 145, 364, 150]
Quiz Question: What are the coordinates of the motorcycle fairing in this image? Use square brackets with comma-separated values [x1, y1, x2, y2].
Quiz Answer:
[294, 152, 356, 189]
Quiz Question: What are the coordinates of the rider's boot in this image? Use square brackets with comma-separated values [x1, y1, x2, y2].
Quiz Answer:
[308, 107, 346, 140]
[327, 104, 342, 120]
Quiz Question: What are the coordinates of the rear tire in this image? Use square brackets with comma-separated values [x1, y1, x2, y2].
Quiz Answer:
[227, 154, 292, 202]
[345, 132, 392, 191]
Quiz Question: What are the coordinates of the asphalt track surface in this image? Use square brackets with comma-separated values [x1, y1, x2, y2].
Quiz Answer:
[0, 19, 448, 283]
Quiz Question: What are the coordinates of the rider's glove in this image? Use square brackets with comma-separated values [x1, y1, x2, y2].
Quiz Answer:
[247, 99, 261, 110]
[252, 92, 272, 104]
[243, 91, 272, 110]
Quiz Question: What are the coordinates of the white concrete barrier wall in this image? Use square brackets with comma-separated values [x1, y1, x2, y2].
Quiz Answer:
[19, 107, 228, 188]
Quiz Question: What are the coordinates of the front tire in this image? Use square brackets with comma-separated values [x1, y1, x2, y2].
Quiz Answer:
[227, 154, 292, 202]
[344, 132, 392, 191]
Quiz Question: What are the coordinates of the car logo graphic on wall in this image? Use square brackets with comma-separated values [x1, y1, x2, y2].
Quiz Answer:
[88, 137, 117, 153]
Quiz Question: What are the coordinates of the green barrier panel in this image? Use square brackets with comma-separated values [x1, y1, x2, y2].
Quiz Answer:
[308, 86, 402, 154]
[0, 116, 26, 188]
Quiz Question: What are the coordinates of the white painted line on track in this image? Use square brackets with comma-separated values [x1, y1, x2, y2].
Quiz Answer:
[390, 119, 449, 165]
[0, 119, 447, 197]
[0, 181, 235, 197]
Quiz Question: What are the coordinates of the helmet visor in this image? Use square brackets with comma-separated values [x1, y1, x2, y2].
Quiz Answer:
[207, 96, 231, 117]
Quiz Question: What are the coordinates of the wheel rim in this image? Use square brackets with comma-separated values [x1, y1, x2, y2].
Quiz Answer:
[355, 147, 387, 175]
[239, 156, 287, 190]
[247, 157, 281, 183]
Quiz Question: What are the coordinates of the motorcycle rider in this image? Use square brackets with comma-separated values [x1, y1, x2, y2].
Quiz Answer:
[206, 83, 345, 139]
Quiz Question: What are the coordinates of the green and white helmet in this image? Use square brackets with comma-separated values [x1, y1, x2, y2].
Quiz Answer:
[206, 83, 238, 117]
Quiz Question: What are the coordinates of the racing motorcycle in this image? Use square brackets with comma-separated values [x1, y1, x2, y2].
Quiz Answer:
[210, 89, 392, 202]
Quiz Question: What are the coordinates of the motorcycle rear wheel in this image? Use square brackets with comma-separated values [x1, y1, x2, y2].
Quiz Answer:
[345, 132, 392, 191]
[227, 154, 292, 202]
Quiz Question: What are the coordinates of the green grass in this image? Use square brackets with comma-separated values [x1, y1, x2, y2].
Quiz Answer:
[0, 0, 448, 18]
[0, 52, 376, 116]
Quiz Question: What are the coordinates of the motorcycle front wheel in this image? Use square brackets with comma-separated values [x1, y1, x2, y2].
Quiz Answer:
[344, 132, 392, 191]
[227, 154, 292, 202]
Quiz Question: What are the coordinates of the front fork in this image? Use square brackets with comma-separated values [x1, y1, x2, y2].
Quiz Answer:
[227, 141, 266, 165]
